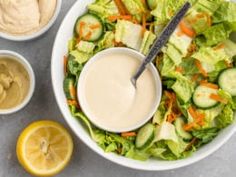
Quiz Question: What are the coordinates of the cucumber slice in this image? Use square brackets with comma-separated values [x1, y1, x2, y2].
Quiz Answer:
[135, 123, 155, 149]
[64, 76, 76, 100]
[75, 13, 104, 42]
[174, 117, 192, 140]
[218, 68, 236, 96]
[147, 0, 157, 10]
[193, 85, 219, 109]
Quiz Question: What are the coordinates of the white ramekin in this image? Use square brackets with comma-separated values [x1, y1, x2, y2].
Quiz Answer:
[0, 0, 62, 41]
[77, 47, 163, 133]
[0, 50, 35, 114]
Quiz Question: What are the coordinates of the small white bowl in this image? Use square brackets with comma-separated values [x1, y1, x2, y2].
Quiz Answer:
[0, 0, 62, 41]
[77, 48, 162, 133]
[0, 50, 35, 114]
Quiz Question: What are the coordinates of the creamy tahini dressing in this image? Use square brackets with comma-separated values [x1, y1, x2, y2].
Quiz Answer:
[81, 53, 157, 130]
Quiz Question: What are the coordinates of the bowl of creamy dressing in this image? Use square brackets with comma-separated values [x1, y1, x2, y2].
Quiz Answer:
[77, 48, 162, 132]
[0, 50, 35, 114]
[0, 0, 62, 41]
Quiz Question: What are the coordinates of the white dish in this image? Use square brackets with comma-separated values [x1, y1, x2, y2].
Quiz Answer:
[51, 0, 236, 171]
[0, 0, 62, 41]
[0, 50, 35, 114]
[77, 47, 162, 133]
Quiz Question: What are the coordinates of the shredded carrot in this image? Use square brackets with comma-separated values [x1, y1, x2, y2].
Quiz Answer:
[108, 15, 132, 22]
[84, 31, 92, 40]
[177, 30, 184, 36]
[79, 21, 86, 38]
[164, 91, 176, 101]
[179, 20, 196, 38]
[209, 94, 228, 104]
[70, 85, 76, 99]
[200, 82, 219, 89]
[214, 43, 225, 50]
[121, 132, 137, 137]
[192, 74, 200, 82]
[89, 23, 101, 30]
[142, 14, 147, 34]
[167, 113, 177, 123]
[188, 106, 198, 120]
[225, 60, 233, 68]
[183, 122, 195, 131]
[195, 60, 208, 77]
[114, 0, 128, 15]
[63, 55, 68, 74]
[67, 100, 77, 106]
[175, 66, 184, 73]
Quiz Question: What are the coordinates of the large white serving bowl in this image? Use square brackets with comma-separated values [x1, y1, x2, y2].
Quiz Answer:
[51, 0, 236, 171]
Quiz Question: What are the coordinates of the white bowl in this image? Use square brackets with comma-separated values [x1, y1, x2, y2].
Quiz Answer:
[77, 47, 162, 133]
[0, 0, 62, 41]
[51, 0, 236, 171]
[0, 50, 35, 114]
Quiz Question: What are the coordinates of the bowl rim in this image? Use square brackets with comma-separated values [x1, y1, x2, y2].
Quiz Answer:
[0, 0, 62, 41]
[51, 0, 236, 171]
[0, 50, 35, 114]
[77, 47, 162, 133]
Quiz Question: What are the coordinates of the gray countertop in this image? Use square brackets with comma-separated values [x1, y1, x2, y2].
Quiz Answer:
[0, 0, 236, 177]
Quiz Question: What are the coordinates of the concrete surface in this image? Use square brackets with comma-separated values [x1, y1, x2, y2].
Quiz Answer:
[0, 0, 236, 177]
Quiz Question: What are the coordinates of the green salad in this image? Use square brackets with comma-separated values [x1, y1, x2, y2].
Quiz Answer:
[63, 0, 236, 161]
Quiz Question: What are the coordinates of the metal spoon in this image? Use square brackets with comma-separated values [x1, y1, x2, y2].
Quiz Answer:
[131, 2, 191, 87]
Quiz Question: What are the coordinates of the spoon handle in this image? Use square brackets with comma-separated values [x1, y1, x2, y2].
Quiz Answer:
[132, 2, 191, 84]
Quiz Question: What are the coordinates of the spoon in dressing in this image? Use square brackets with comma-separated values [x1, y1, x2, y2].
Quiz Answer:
[131, 2, 191, 88]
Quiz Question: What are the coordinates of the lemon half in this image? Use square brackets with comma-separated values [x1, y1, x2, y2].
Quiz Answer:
[16, 120, 73, 177]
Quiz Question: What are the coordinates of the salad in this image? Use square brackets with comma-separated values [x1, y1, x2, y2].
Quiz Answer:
[63, 0, 236, 161]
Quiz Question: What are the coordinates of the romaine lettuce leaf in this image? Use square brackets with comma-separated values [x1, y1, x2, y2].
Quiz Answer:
[97, 31, 115, 51]
[76, 41, 95, 53]
[166, 138, 188, 158]
[192, 0, 221, 15]
[166, 44, 183, 65]
[70, 50, 92, 64]
[202, 23, 231, 46]
[88, 0, 120, 18]
[223, 40, 236, 58]
[115, 20, 143, 50]
[192, 127, 219, 147]
[155, 122, 179, 143]
[169, 27, 193, 56]
[125, 147, 150, 161]
[121, 0, 146, 22]
[216, 104, 234, 128]
[213, 1, 236, 23]
[151, 0, 186, 25]
[171, 74, 194, 103]
[160, 55, 176, 77]
[153, 99, 166, 125]
[140, 31, 156, 55]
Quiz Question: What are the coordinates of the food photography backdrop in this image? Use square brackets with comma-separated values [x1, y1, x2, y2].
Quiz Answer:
[0, 0, 236, 177]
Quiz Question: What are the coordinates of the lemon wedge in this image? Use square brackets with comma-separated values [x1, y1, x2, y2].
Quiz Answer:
[16, 120, 73, 177]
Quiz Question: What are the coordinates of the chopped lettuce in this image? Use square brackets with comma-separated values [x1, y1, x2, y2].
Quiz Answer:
[140, 31, 156, 55]
[115, 20, 143, 50]
[68, 38, 77, 52]
[169, 27, 193, 56]
[171, 74, 194, 103]
[202, 24, 231, 46]
[121, 0, 146, 22]
[223, 40, 236, 58]
[151, 0, 186, 25]
[216, 104, 234, 128]
[76, 41, 95, 53]
[153, 99, 166, 125]
[67, 55, 83, 76]
[160, 55, 176, 77]
[69, 50, 92, 64]
[192, 0, 221, 15]
[213, 1, 236, 24]
[192, 127, 219, 147]
[88, 0, 120, 18]
[166, 44, 183, 65]
[166, 138, 188, 158]
[155, 122, 178, 143]
[97, 31, 115, 51]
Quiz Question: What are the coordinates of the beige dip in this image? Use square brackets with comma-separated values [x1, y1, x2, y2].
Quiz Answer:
[0, 58, 30, 109]
[0, 0, 57, 35]
[80, 53, 157, 131]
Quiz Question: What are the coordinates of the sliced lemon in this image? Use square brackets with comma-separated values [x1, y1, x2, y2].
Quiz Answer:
[16, 120, 73, 177]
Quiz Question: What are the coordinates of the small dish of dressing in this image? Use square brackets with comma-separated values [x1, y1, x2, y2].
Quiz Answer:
[78, 48, 162, 133]
[0, 50, 35, 114]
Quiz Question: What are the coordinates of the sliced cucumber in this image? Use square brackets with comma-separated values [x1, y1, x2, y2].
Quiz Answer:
[218, 68, 236, 96]
[193, 85, 219, 109]
[135, 123, 155, 149]
[147, 0, 157, 10]
[75, 13, 104, 42]
[174, 117, 192, 140]
[64, 76, 76, 100]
